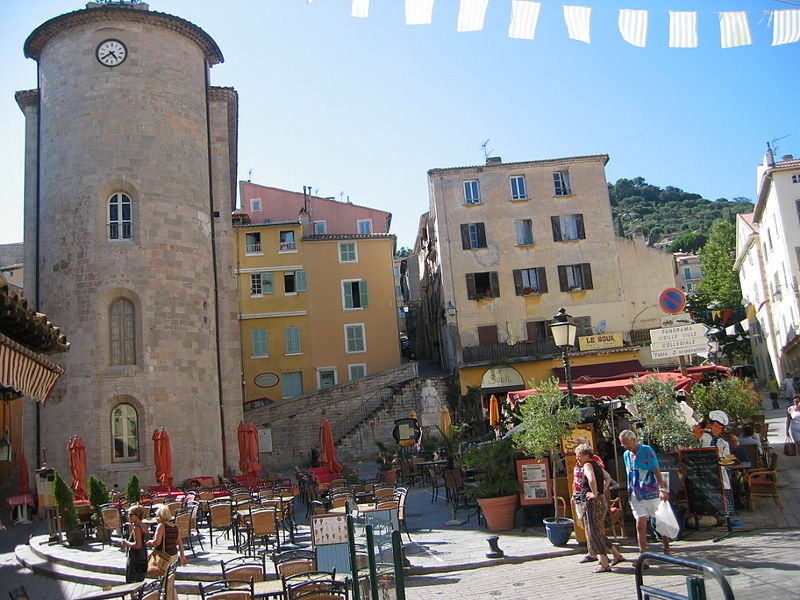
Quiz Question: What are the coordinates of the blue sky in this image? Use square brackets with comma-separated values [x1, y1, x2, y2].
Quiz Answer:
[1, 0, 798, 249]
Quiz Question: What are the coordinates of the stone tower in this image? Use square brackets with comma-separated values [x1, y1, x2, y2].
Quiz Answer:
[17, 2, 242, 487]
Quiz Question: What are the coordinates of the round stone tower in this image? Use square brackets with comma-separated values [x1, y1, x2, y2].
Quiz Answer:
[18, 2, 242, 487]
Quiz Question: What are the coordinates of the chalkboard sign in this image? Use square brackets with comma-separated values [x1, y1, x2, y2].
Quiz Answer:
[678, 447, 724, 516]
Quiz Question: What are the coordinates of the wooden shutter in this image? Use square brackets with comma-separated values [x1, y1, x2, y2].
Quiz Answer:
[512, 269, 523, 295]
[295, 270, 307, 292]
[537, 267, 548, 293]
[476, 223, 487, 248]
[477, 325, 499, 346]
[466, 273, 477, 299]
[489, 271, 500, 297]
[461, 224, 471, 249]
[551, 216, 562, 242]
[343, 281, 354, 308]
[525, 321, 539, 341]
[581, 263, 593, 290]
[575, 214, 585, 239]
[558, 265, 568, 292]
[359, 280, 369, 308]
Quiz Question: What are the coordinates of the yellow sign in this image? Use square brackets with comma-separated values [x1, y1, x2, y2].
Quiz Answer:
[578, 332, 623, 351]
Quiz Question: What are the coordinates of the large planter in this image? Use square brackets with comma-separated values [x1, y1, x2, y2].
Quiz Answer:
[476, 494, 518, 531]
[543, 517, 574, 546]
[66, 527, 86, 547]
[94, 526, 111, 542]
[380, 469, 398, 484]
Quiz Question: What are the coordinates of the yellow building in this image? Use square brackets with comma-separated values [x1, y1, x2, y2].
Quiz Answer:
[235, 216, 401, 406]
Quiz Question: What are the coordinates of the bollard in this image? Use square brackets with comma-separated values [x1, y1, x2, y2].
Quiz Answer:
[486, 536, 504, 558]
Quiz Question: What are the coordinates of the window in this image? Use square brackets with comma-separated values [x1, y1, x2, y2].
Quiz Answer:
[284, 270, 307, 294]
[466, 271, 500, 299]
[343, 280, 369, 309]
[460, 223, 487, 249]
[464, 180, 481, 204]
[357, 219, 373, 234]
[573, 316, 592, 337]
[245, 232, 262, 254]
[282, 372, 303, 399]
[339, 242, 357, 263]
[767, 228, 773, 250]
[250, 272, 274, 296]
[251, 329, 268, 357]
[513, 267, 548, 295]
[525, 320, 551, 341]
[510, 175, 527, 200]
[313, 221, 327, 234]
[553, 171, 572, 196]
[279, 230, 296, 251]
[515, 219, 534, 246]
[345, 324, 366, 353]
[686, 282, 694, 292]
[108, 192, 132, 240]
[110, 298, 135, 366]
[558, 263, 593, 291]
[318, 368, 337, 389]
[349, 364, 367, 380]
[251, 198, 262, 212]
[550, 215, 585, 241]
[792, 174, 800, 184]
[683, 267, 692, 280]
[111, 403, 138, 462]
[477, 325, 498, 346]
[285, 326, 301, 354]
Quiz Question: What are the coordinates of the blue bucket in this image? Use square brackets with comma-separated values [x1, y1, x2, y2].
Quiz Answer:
[543, 517, 574, 546]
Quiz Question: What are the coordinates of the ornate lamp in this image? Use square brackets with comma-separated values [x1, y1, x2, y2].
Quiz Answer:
[550, 308, 578, 402]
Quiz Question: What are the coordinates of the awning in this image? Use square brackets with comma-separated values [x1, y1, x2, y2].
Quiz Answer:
[0, 331, 64, 403]
[552, 359, 644, 381]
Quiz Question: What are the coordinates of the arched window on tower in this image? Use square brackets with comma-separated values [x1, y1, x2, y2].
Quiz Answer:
[110, 298, 135, 365]
[108, 192, 132, 240]
[111, 403, 139, 462]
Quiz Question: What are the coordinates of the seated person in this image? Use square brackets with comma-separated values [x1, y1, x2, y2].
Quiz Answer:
[728, 435, 751, 467]
[738, 424, 762, 450]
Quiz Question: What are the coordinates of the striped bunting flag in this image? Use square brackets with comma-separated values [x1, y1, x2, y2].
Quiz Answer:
[508, 0, 541, 40]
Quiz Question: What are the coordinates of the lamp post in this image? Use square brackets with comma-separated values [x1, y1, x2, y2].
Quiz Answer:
[550, 308, 578, 402]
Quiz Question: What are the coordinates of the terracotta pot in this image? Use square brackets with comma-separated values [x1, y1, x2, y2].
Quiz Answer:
[380, 469, 398, 484]
[476, 494, 518, 531]
[66, 527, 86, 547]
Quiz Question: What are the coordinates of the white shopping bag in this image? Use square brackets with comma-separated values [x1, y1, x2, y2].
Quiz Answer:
[654, 500, 680, 539]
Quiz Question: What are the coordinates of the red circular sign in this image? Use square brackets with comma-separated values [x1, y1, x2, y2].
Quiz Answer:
[659, 288, 687, 314]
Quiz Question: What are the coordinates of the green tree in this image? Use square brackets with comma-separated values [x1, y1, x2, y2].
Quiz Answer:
[125, 473, 142, 504]
[668, 232, 707, 253]
[698, 221, 741, 309]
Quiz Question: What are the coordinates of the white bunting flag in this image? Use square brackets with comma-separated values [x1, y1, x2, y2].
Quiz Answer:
[563, 5, 592, 44]
[457, 0, 489, 32]
[669, 11, 698, 48]
[618, 9, 647, 47]
[508, 1, 541, 40]
[351, 0, 369, 18]
[405, 0, 435, 25]
[771, 9, 800, 46]
[719, 12, 751, 48]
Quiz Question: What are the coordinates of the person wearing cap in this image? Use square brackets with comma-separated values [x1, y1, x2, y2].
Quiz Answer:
[699, 410, 733, 514]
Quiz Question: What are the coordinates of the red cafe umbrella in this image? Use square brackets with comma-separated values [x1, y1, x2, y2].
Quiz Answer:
[318, 418, 341, 475]
[18, 453, 32, 495]
[237, 421, 249, 475]
[152, 428, 174, 490]
[68, 436, 87, 501]
[246, 422, 262, 477]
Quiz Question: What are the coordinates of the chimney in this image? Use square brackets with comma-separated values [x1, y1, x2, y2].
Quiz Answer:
[764, 143, 775, 167]
[782, 154, 794, 161]
[486, 156, 502, 166]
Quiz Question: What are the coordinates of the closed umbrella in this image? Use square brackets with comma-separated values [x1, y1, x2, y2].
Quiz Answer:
[488, 394, 500, 430]
[237, 421, 249, 475]
[318, 418, 341, 475]
[246, 422, 262, 477]
[18, 453, 31, 495]
[68, 436, 87, 501]
[152, 428, 173, 490]
[440, 406, 452, 435]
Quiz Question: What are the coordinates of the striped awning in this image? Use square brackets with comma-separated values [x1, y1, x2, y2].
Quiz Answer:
[0, 331, 64, 403]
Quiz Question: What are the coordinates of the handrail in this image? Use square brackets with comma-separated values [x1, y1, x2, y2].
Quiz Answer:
[635, 552, 735, 600]
[330, 385, 396, 446]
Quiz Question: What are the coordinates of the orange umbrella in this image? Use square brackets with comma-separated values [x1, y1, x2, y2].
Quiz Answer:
[246, 422, 262, 477]
[152, 428, 173, 490]
[440, 406, 452, 435]
[318, 418, 341, 475]
[19, 453, 31, 495]
[68, 436, 87, 501]
[237, 421, 249, 475]
[488, 394, 500, 430]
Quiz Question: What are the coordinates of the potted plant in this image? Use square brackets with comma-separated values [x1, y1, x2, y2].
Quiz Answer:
[435, 423, 466, 467]
[461, 437, 520, 531]
[87, 475, 112, 542]
[689, 376, 761, 426]
[512, 377, 580, 545]
[54, 471, 85, 546]
[375, 441, 399, 484]
[125, 473, 142, 504]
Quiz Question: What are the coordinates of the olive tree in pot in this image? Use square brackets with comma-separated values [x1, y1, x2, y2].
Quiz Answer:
[54, 471, 85, 546]
[87, 475, 112, 541]
[461, 437, 520, 531]
[375, 441, 399, 484]
[626, 376, 696, 455]
[512, 377, 580, 545]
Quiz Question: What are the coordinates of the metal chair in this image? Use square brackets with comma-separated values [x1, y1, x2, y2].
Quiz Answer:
[198, 579, 254, 600]
[208, 499, 234, 549]
[220, 554, 267, 583]
[746, 451, 783, 510]
[174, 508, 196, 556]
[136, 579, 162, 600]
[272, 549, 317, 582]
[246, 506, 280, 554]
[283, 571, 338, 600]
[7, 586, 30, 600]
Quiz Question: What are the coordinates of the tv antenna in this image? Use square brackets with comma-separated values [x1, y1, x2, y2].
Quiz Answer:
[769, 134, 791, 157]
[481, 139, 494, 162]
[247, 169, 253, 182]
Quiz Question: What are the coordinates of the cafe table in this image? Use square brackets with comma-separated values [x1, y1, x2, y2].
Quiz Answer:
[253, 570, 341, 600]
[76, 582, 143, 600]
[329, 503, 374, 514]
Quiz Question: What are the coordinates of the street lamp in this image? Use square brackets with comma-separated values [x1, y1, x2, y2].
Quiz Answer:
[550, 308, 578, 402]
[444, 301, 457, 318]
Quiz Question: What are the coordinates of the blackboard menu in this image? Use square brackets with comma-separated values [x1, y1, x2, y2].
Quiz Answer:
[678, 447, 724, 516]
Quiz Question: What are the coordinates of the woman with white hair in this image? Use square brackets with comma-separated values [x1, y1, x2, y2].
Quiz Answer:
[146, 505, 187, 566]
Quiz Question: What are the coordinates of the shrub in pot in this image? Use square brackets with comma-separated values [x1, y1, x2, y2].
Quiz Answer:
[87, 475, 112, 541]
[461, 437, 520, 531]
[375, 441, 398, 484]
[54, 471, 85, 546]
[125, 473, 142, 504]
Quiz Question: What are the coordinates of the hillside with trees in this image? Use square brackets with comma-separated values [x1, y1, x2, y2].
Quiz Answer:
[608, 177, 754, 248]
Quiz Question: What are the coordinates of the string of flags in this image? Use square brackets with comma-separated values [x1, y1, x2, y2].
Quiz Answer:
[336, 0, 800, 47]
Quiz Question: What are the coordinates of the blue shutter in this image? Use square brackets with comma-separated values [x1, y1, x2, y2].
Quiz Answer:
[343, 282, 354, 309]
[296, 270, 307, 292]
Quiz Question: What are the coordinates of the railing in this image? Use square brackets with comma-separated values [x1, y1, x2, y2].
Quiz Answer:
[279, 242, 296, 251]
[330, 385, 397, 445]
[635, 552, 734, 600]
[245, 243, 261, 253]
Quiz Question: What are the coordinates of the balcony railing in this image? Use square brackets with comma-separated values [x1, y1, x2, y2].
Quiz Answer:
[245, 243, 261, 253]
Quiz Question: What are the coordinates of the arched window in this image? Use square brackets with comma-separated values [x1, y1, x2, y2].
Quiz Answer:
[110, 298, 135, 365]
[108, 193, 132, 240]
[111, 403, 139, 462]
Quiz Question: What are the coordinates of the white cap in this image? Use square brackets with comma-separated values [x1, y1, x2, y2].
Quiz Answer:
[708, 410, 729, 426]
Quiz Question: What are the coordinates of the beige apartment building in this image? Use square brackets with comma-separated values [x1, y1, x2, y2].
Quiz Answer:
[423, 155, 676, 395]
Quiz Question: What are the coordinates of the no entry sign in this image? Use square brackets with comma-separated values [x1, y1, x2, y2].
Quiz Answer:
[659, 288, 687, 314]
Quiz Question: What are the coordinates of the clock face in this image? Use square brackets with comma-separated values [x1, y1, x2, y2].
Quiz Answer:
[96, 39, 127, 67]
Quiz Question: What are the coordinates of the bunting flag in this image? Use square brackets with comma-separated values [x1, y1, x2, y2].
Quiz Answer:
[508, 0, 541, 40]
[618, 9, 647, 47]
[457, 0, 490, 32]
[719, 11, 751, 48]
[669, 11, 698, 48]
[564, 5, 592, 43]
[405, 0, 435, 25]
[351, 0, 369, 18]
[772, 9, 800, 46]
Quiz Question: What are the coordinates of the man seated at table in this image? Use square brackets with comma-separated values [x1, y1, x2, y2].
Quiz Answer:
[728, 435, 751, 467]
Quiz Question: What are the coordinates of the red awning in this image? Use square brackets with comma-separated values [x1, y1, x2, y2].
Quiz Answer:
[0, 331, 64, 403]
[552, 359, 645, 382]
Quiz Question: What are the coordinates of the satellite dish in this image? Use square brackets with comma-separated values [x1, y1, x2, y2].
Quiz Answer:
[597, 320, 607, 334]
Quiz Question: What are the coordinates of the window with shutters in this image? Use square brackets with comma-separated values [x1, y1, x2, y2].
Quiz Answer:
[349, 363, 367, 380]
[284, 270, 307, 294]
[550, 214, 585, 241]
[245, 231, 262, 254]
[477, 325, 499, 346]
[510, 175, 527, 201]
[282, 372, 303, 399]
[466, 271, 500, 300]
[557, 263, 593, 291]
[553, 171, 572, 196]
[464, 180, 481, 204]
[515, 219, 534, 246]
[343, 279, 369, 309]
[339, 242, 357, 263]
[251, 329, 268, 357]
[525, 320, 551, 341]
[572, 316, 593, 337]
[513, 267, 547, 296]
[345, 324, 366, 353]
[250, 272, 274, 296]
[285, 326, 302, 355]
[460, 223, 487, 249]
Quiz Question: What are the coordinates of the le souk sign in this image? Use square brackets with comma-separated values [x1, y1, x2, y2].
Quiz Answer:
[578, 332, 623, 351]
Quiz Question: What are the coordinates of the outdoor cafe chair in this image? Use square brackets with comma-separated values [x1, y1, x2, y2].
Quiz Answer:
[198, 579, 254, 600]
[208, 499, 234, 549]
[283, 570, 338, 600]
[221, 554, 267, 583]
[175, 508, 197, 556]
[245, 506, 280, 554]
[272, 549, 317, 580]
[100, 503, 123, 544]
[373, 487, 395, 501]
[7, 585, 30, 600]
[291, 580, 349, 600]
[136, 579, 162, 600]
[746, 451, 783, 510]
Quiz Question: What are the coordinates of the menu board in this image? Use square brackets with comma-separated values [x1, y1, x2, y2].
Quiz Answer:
[516, 458, 552, 505]
[560, 424, 596, 455]
[678, 447, 725, 517]
[311, 514, 349, 546]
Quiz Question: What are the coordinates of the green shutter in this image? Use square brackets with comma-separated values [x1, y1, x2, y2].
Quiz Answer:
[261, 272, 274, 294]
[359, 280, 369, 308]
[343, 281, 354, 309]
[296, 270, 307, 292]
